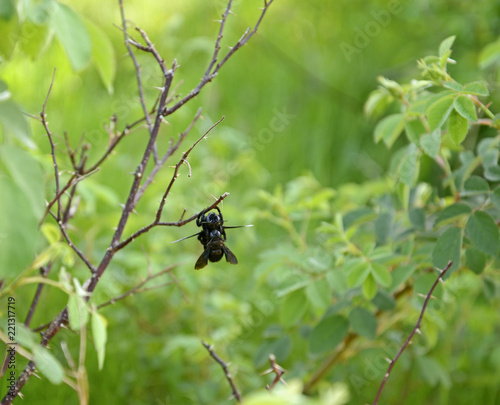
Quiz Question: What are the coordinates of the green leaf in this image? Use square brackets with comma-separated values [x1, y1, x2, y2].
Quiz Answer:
[18, 20, 51, 60]
[420, 129, 441, 158]
[374, 210, 394, 244]
[86, 20, 116, 93]
[490, 187, 500, 211]
[50, 2, 91, 70]
[0, 0, 16, 19]
[309, 314, 349, 354]
[462, 81, 489, 97]
[478, 138, 499, 169]
[33, 346, 64, 384]
[454, 95, 477, 121]
[364, 89, 393, 118]
[465, 247, 487, 274]
[405, 118, 426, 144]
[465, 211, 499, 256]
[485, 166, 500, 182]
[68, 294, 89, 331]
[427, 95, 455, 131]
[417, 356, 451, 388]
[463, 175, 489, 196]
[280, 290, 309, 327]
[306, 278, 331, 310]
[343, 207, 376, 229]
[371, 290, 396, 310]
[346, 261, 371, 288]
[0, 177, 41, 280]
[432, 227, 462, 275]
[349, 308, 377, 340]
[442, 81, 463, 91]
[479, 39, 500, 69]
[448, 109, 469, 145]
[371, 262, 392, 287]
[397, 145, 420, 186]
[439, 36, 456, 58]
[92, 311, 108, 370]
[435, 202, 472, 226]
[374, 113, 405, 147]
[0, 100, 33, 147]
[409, 207, 426, 230]
[0, 10, 19, 60]
[389, 264, 416, 293]
[362, 273, 377, 300]
[0, 145, 45, 218]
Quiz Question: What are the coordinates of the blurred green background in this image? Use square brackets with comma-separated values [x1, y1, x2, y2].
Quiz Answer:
[1, 0, 500, 404]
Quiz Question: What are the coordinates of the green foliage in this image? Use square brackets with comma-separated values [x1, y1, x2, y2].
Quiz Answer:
[1, 2, 500, 405]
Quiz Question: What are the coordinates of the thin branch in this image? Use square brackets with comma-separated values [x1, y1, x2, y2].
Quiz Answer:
[164, 0, 274, 116]
[202, 341, 242, 403]
[262, 354, 286, 390]
[134, 107, 203, 205]
[155, 116, 225, 222]
[97, 265, 175, 309]
[58, 221, 96, 274]
[41, 69, 61, 220]
[118, 0, 152, 134]
[23, 264, 52, 327]
[115, 192, 229, 251]
[39, 168, 100, 226]
[372, 260, 453, 405]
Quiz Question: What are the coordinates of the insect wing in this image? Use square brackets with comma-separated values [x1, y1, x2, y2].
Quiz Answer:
[195, 250, 209, 270]
[223, 244, 238, 265]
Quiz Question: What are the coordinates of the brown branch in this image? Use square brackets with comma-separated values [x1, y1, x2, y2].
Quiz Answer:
[155, 116, 225, 222]
[118, 0, 152, 133]
[97, 265, 175, 309]
[262, 354, 286, 390]
[202, 341, 242, 402]
[41, 69, 60, 219]
[115, 192, 229, 251]
[134, 107, 203, 205]
[24, 264, 52, 327]
[372, 260, 453, 405]
[163, 0, 274, 116]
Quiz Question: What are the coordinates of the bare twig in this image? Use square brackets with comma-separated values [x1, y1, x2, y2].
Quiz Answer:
[372, 260, 453, 405]
[155, 116, 225, 222]
[262, 354, 286, 390]
[97, 265, 175, 309]
[40, 69, 61, 221]
[202, 341, 242, 402]
[118, 0, 152, 134]
[164, 0, 275, 116]
[24, 264, 52, 327]
[40, 168, 100, 226]
[134, 108, 203, 205]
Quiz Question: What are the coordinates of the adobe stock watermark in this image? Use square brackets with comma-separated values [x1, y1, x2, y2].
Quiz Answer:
[340, 0, 405, 63]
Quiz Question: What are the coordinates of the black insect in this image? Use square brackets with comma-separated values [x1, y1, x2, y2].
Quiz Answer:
[172, 206, 251, 270]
